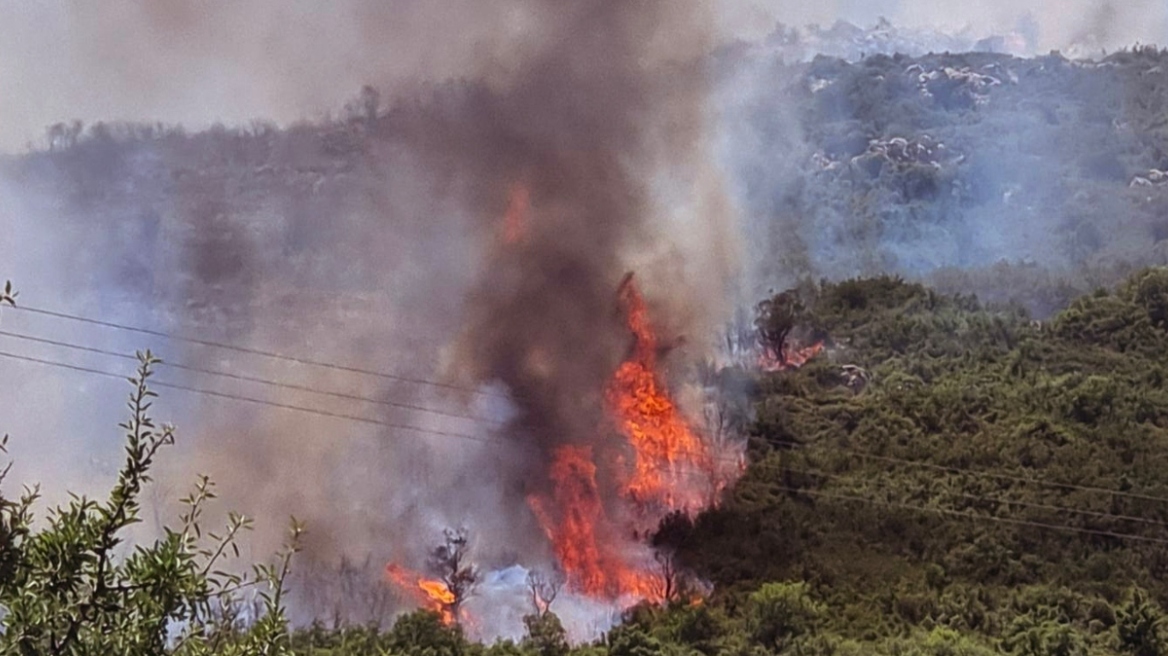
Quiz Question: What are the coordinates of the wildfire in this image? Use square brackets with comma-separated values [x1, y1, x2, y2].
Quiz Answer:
[525, 273, 716, 602]
[758, 340, 825, 371]
[527, 446, 608, 596]
[529, 445, 668, 601]
[385, 563, 457, 625]
[607, 274, 710, 510]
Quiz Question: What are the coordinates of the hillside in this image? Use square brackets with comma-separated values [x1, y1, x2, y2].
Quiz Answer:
[658, 267, 1168, 654]
[6, 42, 1168, 655]
[279, 267, 1168, 655]
[5, 47, 1168, 323]
[719, 45, 1168, 314]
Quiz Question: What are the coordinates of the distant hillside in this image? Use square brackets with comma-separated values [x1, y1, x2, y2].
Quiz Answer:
[718, 45, 1168, 316]
[7, 46, 1168, 325]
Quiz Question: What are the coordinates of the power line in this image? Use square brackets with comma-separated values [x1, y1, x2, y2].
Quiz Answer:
[8, 344, 1168, 543]
[0, 328, 502, 427]
[10, 325, 1168, 512]
[778, 465, 1168, 529]
[651, 458, 1168, 533]
[0, 343, 738, 469]
[0, 340, 746, 464]
[769, 482, 1168, 546]
[0, 349, 500, 445]
[11, 304, 510, 401]
[772, 440, 1168, 506]
[0, 320, 748, 465]
[9, 323, 1168, 524]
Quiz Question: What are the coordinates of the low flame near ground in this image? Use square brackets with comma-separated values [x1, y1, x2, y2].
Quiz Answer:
[384, 563, 457, 625]
[759, 340, 825, 371]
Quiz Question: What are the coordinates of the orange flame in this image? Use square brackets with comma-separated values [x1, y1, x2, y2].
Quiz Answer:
[607, 275, 710, 510]
[527, 447, 664, 601]
[527, 446, 608, 595]
[385, 563, 457, 625]
[758, 340, 824, 371]
[526, 274, 717, 603]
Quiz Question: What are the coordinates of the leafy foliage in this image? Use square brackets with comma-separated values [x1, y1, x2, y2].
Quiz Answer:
[0, 351, 300, 655]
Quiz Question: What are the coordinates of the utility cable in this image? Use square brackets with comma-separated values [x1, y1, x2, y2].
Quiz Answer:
[7, 346, 1168, 545]
[777, 464, 1168, 529]
[10, 304, 509, 400]
[0, 328, 502, 426]
[767, 482, 1168, 546]
[771, 439, 1168, 506]
[0, 349, 499, 445]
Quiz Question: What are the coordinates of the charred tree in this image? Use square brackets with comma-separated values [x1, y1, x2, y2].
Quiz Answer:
[755, 290, 805, 365]
[427, 528, 480, 623]
[526, 567, 565, 618]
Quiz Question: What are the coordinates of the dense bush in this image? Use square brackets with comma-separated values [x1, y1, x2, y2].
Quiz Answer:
[0, 349, 301, 655]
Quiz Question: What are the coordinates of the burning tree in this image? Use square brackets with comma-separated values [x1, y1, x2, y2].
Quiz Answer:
[607, 274, 712, 511]
[649, 511, 698, 604]
[526, 567, 565, 618]
[755, 289, 805, 366]
[427, 528, 480, 623]
[384, 528, 479, 626]
[522, 567, 569, 656]
[524, 274, 735, 603]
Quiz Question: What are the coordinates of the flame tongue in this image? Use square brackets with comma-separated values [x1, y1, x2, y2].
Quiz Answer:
[759, 340, 824, 371]
[607, 275, 709, 510]
[528, 445, 609, 595]
[528, 446, 663, 601]
[526, 274, 712, 602]
[385, 563, 457, 625]
[501, 182, 531, 245]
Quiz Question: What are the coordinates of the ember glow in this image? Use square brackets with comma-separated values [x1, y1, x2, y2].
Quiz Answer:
[384, 563, 456, 624]
[759, 340, 825, 371]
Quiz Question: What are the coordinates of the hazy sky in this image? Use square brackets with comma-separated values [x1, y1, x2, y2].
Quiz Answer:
[0, 0, 1165, 153]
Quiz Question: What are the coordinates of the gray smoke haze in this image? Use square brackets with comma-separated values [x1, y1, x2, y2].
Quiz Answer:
[3, 1, 1168, 153]
[1, 0, 736, 638]
[3, 0, 1168, 640]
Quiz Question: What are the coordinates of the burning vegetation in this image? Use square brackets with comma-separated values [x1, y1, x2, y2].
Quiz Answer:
[384, 563, 457, 625]
[385, 529, 480, 626]
[521, 273, 730, 603]
[607, 274, 712, 511]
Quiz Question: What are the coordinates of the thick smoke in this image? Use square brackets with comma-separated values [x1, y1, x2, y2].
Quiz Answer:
[442, 0, 729, 475]
[1, 0, 735, 638]
[3, 1, 1168, 153]
[5, 0, 1168, 641]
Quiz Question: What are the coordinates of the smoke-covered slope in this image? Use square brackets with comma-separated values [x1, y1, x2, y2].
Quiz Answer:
[719, 45, 1168, 314]
[5, 37, 1168, 640]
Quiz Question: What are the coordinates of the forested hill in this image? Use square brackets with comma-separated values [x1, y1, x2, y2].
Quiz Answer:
[720, 45, 1168, 314]
[6, 41, 1168, 655]
[6, 47, 1168, 325]
[282, 268, 1168, 655]
[640, 267, 1168, 655]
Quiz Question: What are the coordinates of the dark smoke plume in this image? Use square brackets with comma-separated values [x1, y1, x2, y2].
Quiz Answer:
[142, 0, 732, 631]
[1, 0, 735, 637]
[440, 0, 729, 467]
